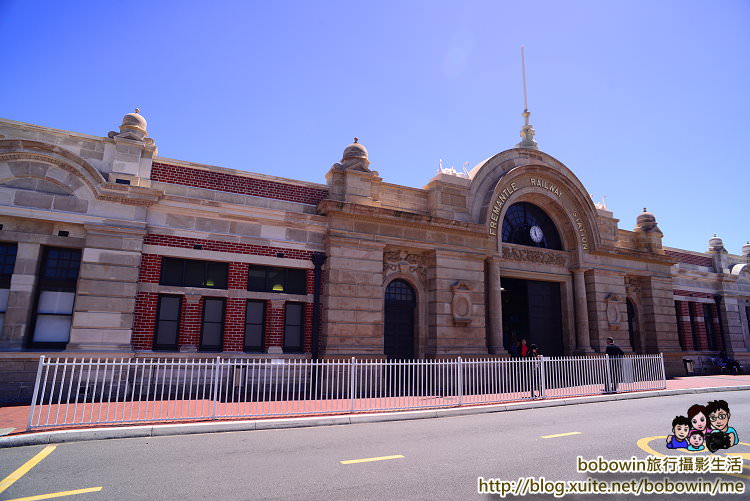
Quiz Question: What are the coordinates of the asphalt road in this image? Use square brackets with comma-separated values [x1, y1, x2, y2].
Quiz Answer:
[1, 391, 748, 501]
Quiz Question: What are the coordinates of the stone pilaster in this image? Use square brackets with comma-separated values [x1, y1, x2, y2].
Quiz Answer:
[572, 269, 592, 352]
[486, 257, 503, 354]
[0, 243, 41, 350]
[639, 276, 681, 353]
[67, 225, 145, 351]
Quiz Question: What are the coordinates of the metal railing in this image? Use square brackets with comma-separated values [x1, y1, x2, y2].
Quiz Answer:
[27, 353, 665, 430]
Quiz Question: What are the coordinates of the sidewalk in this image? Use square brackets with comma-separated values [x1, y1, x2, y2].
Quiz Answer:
[1, 374, 748, 447]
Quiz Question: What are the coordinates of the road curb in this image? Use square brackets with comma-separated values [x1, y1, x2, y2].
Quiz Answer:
[2, 384, 748, 448]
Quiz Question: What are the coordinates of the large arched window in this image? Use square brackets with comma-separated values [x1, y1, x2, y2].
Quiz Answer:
[502, 202, 562, 250]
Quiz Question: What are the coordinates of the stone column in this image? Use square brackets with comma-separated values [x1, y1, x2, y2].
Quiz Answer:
[0, 243, 42, 350]
[68, 225, 145, 351]
[572, 269, 592, 352]
[486, 257, 503, 355]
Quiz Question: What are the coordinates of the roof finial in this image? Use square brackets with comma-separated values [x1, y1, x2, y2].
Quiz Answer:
[353, 137, 358, 143]
[135, 107, 140, 114]
[643, 207, 647, 212]
[515, 46, 538, 149]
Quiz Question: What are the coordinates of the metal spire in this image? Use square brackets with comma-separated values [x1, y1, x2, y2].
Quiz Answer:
[515, 45, 538, 149]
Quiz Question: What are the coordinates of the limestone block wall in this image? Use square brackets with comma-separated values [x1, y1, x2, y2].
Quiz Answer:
[322, 238, 385, 355]
[584, 269, 627, 351]
[429, 251, 486, 355]
[68, 225, 145, 351]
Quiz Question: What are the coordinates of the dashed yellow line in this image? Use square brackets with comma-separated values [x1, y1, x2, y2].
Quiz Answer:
[341, 455, 405, 464]
[541, 432, 581, 439]
[0, 445, 57, 494]
[5, 486, 103, 501]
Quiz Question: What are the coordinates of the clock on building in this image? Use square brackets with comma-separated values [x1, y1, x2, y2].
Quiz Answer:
[530, 225, 544, 243]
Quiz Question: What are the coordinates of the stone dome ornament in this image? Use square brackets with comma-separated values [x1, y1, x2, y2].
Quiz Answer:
[708, 234, 725, 252]
[108, 107, 153, 145]
[635, 208, 661, 234]
[333, 137, 371, 172]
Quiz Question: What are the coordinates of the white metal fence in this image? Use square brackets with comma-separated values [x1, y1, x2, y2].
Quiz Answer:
[27, 354, 665, 430]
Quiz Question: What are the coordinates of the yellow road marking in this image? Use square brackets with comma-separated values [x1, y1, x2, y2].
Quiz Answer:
[341, 455, 405, 464]
[0, 445, 57, 494]
[5, 487, 103, 501]
[636, 436, 750, 480]
[541, 432, 581, 439]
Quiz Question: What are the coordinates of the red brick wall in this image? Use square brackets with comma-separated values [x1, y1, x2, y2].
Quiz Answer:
[265, 302, 284, 350]
[179, 297, 203, 348]
[134, 243, 314, 354]
[675, 301, 693, 351]
[673, 289, 714, 299]
[132, 292, 158, 350]
[665, 250, 713, 267]
[689, 302, 709, 351]
[144, 234, 313, 261]
[151, 162, 328, 206]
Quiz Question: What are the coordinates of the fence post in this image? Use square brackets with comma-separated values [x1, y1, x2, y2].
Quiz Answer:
[539, 356, 546, 399]
[603, 354, 612, 393]
[456, 357, 463, 406]
[212, 356, 221, 420]
[349, 357, 356, 412]
[27, 355, 46, 431]
[658, 353, 666, 389]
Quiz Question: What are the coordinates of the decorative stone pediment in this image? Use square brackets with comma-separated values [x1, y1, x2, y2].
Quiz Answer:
[605, 293, 623, 329]
[450, 281, 473, 326]
[383, 249, 426, 281]
[502, 245, 566, 267]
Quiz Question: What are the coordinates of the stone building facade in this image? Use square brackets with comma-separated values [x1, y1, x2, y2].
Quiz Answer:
[0, 110, 748, 403]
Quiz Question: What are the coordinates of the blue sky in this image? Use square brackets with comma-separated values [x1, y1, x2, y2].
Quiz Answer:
[1, 0, 748, 254]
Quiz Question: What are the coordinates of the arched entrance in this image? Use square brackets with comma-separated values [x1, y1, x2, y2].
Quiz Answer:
[384, 279, 416, 359]
[627, 299, 640, 353]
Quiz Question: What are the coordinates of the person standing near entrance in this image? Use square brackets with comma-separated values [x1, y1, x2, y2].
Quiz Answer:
[604, 337, 624, 393]
[526, 343, 542, 398]
[520, 338, 529, 357]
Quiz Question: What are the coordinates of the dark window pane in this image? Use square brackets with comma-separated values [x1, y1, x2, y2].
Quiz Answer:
[160, 258, 183, 286]
[248, 268, 267, 292]
[245, 325, 263, 351]
[501, 202, 562, 250]
[268, 268, 285, 292]
[205, 262, 228, 289]
[185, 260, 204, 287]
[284, 302, 304, 352]
[201, 323, 223, 348]
[0, 243, 17, 282]
[287, 269, 307, 295]
[204, 298, 224, 322]
[246, 301, 264, 322]
[40, 248, 81, 285]
[158, 296, 181, 321]
[155, 321, 179, 347]
[200, 298, 224, 351]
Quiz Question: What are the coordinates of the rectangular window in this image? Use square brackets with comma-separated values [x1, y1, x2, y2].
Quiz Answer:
[284, 302, 304, 353]
[244, 300, 265, 352]
[0, 243, 17, 332]
[703, 303, 716, 351]
[247, 266, 306, 295]
[154, 295, 181, 350]
[688, 302, 700, 350]
[200, 297, 225, 351]
[31, 247, 81, 347]
[160, 257, 228, 289]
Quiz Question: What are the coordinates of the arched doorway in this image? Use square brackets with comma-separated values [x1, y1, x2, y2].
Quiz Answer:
[384, 279, 416, 359]
[627, 299, 640, 353]
[501, 202, 564, 355]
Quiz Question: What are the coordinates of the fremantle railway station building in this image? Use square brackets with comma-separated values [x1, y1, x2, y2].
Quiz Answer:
[0, 110, 748, 402]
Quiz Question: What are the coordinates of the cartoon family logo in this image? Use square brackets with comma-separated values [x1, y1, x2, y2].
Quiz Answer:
[666, 400, 739, 453]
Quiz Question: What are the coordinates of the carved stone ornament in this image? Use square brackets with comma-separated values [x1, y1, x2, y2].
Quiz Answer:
[625, 276, 641, 296]
[605, 293, 623, 329]
[450, 281, 473, 326]
[502, 246, 565, 267]
[383, 250, 426, 281]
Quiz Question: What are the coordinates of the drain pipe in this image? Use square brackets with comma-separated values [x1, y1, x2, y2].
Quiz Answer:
[311, 252, 326, 360]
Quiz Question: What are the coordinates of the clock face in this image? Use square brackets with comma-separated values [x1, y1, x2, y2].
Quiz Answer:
[530, 225, 544, 243]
